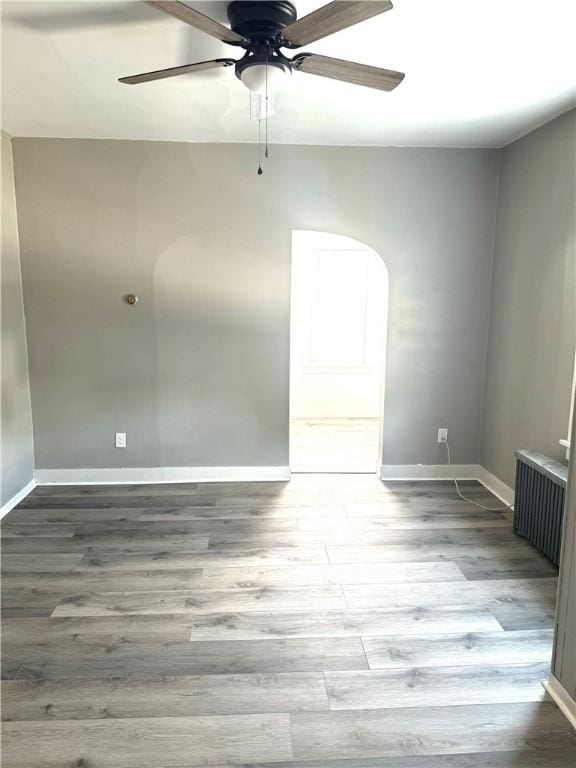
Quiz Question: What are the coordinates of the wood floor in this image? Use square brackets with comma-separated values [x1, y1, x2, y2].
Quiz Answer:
[289, 418, 380, 472]
[2, 474, 575, 768]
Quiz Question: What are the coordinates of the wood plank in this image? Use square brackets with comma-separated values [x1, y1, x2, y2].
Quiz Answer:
[327, 541, 550, 564]
[1, 615, 196, 645]
[207, 495, 361, 508]
[16, 495, 218, 508]
[343, 578, 557, 611]
[1, 569, 204, 593]
[140, 504, 348, 520]
[2, 589, 68, 616]
[343, 579, 556, 612]
[490, 603, 557, 631]
[2, 508, 146, 524]
[339, 481, 492, 498]
[29, 483, 311, 498]
[197, 561, 466, 589]
[0, 524, 76, 538]
[50, 585, 346, 617]
[7, 503, 345, 523]
[186, 607, 502, 641]
[210, 528, 523, 548]
[77, 546, 329, 570]
[67, 518, 299, 536]
[198, 753, 576, 768]
[344, 499, 504, 517]
[300, 514, 511, 531]
[1, 534, 210, 554]
[24, 493, 308, 509]
[324, 663, 550, 710]
[2, 515, 298, 537]
[454, 555, 558, 581]
[1, 554, 83, 573]
[2, 636, 369, 679]
[1, 606, 55, 619]
[290, 702, 576, 760]
[3, 671, 328, 720]
[2, 713, 294, 767]
[362, 630, 554, 669]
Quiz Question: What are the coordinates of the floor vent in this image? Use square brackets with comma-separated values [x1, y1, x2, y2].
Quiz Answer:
[513, 449, 568, 565]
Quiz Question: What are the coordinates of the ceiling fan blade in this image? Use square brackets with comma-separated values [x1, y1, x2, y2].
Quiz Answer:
[146, 1, 247, 44]
[292, 53, 404, 91]
[119, 58, 236, 84]
[281, 1, 393, 48]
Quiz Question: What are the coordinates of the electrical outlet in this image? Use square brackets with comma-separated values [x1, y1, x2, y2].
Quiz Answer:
[437, 428, 448, 444]
[115, 432, 127, 448]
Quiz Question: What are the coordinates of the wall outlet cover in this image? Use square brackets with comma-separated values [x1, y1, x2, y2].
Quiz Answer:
[115, 432, 127, 448]
[437, 428, 448, 443]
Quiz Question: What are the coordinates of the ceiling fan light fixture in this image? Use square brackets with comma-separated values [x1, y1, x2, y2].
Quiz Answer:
[239, 62, 290, 95]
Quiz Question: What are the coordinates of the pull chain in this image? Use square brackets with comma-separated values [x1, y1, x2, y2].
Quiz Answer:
[265, 52, 269, 159]
[256, 46, 272, 175]
[257, 117, 263, 175]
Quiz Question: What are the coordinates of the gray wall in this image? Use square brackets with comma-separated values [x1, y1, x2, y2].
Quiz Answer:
[552, 385, 576, 702]
[481, 109, 576, 488]
[1, 134, 34, 503]
[12, 139, 499, 470]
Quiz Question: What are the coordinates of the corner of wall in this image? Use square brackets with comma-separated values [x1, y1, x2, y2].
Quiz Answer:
[1, 132, 36, 506]
[477, 145, 504, 472]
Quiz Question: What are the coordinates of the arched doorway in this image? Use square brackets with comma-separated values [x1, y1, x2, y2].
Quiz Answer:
[289, 231, 389, 473]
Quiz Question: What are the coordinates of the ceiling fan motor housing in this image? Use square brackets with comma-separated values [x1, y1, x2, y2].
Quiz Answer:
[228, 1, 297, 85]
[227, 1, 297, 42]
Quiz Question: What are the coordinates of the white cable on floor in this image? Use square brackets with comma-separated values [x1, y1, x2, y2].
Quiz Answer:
[445, 441, 513, 512]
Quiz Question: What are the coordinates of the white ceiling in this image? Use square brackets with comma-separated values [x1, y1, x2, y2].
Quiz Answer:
[2, 0, 575, 147]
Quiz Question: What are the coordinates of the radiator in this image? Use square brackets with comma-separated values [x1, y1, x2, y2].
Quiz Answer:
[513, 449, 568, 565]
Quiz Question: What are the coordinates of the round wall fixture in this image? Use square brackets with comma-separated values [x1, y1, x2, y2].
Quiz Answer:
[124, 294, 138, 305]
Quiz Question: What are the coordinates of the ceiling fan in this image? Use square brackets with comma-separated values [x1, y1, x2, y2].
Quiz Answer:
[119, 0, 405, 95]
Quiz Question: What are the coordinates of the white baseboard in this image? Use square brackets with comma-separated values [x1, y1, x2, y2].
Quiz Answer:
[545, 675, 576, 731]
[476, 466, 515, 508]
[379, 464, 481, 481]
[33, 462, 513, 503]
[34, 466, 291, 485]
[0, 478, 36, 519]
